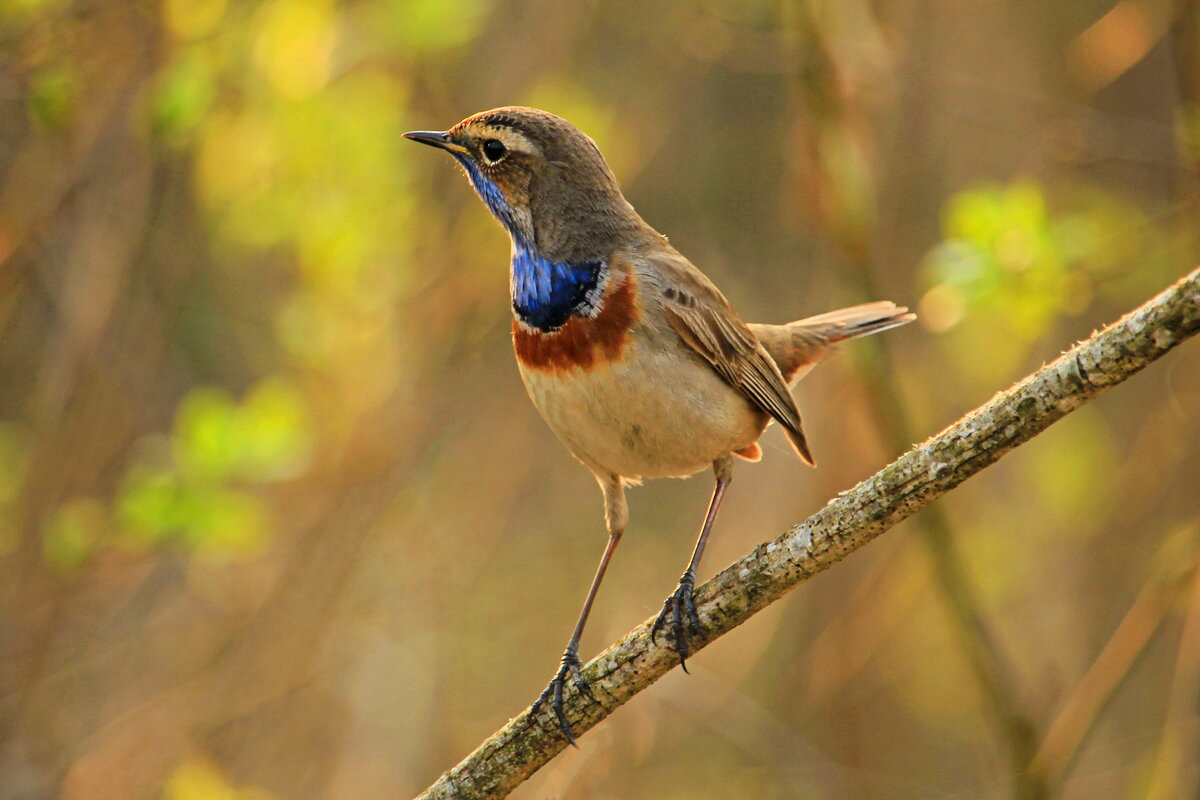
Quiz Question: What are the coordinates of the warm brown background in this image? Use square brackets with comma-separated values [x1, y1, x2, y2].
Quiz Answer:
[1, 0, 1198, 798]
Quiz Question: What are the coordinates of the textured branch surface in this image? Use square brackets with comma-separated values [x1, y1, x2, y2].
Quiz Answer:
[415, 268, 1200, 800]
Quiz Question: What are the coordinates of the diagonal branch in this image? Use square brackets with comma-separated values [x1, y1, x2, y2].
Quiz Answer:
[415, 268, 1200, 800]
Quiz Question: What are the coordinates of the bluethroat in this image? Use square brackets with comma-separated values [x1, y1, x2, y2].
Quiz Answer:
[405, 107, 914, 744]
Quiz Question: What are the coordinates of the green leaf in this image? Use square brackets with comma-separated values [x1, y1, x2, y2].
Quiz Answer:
[150, 49, 217, 145]
[116, 465, 187, 549]
[173, 387, 241, 483]
[43, 498, 108, 571]
[183, 488, 271, 556]
[234, 378, 314, 482]
[28, 66, 73, 130]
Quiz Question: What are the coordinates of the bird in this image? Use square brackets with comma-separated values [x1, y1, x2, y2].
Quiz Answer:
[404, 106, 914, 744]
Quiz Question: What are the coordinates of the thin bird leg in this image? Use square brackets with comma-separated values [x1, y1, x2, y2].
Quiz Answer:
[652, 455, 734, 671]
[531, 474, 626, 745]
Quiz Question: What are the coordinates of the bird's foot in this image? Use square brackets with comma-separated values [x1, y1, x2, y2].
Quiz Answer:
[651, 571, 702, 671]
[530, 647, 593, 745]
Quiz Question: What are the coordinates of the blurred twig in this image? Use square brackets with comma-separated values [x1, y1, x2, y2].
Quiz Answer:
[849, 274, 1042, 797]
[413, 269, 1200, 800]
[1146, 524, 1200, 800]
[1029, 523, 1200, 791]
[787, 0, 1042, 790]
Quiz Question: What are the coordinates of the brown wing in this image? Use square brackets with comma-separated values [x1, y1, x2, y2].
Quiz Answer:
[640, 250, 816, 466]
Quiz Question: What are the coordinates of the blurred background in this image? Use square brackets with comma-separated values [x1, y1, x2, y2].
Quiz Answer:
[1, 0, 1198, 798]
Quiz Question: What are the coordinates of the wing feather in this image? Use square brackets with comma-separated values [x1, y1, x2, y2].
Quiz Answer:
[648, 253, 815, 466]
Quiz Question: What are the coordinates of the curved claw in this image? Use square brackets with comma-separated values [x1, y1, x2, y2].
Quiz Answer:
[530, 649, 592, 745]
[651, 574, 702, 671]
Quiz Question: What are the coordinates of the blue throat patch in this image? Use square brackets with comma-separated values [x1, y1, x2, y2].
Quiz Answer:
[455, 154, 604, 332]
[511, 247, 604, 331]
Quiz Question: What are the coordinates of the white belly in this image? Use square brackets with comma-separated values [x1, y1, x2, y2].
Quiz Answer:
[517, 326, 766, 480]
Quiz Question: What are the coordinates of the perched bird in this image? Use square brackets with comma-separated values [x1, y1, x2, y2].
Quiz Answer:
[405, 107, 914, 743]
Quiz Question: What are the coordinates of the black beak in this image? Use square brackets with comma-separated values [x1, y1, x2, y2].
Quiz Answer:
[403, 130, 460, 152]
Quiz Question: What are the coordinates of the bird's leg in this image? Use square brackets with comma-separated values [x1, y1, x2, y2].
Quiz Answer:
[531, 474, 626, 745]
[653, 455, 734, 670]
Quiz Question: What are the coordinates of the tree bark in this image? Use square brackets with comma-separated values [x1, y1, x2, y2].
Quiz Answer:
[415, 267, 1200, 800]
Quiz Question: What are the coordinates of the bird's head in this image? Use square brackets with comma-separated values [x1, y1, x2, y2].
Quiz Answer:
[404, 106, 643, 262]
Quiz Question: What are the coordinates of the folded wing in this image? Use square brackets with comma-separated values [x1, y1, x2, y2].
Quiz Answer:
[637, 250, 816, 466]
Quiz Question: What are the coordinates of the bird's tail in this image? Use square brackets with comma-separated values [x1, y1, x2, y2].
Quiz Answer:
[749, 301, 915, 384]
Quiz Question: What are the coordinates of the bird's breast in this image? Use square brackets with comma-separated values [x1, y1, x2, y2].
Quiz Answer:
[512, 272, 639, 372]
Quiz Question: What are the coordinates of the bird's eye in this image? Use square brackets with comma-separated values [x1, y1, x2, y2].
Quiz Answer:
[482, 139, 506, 163]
